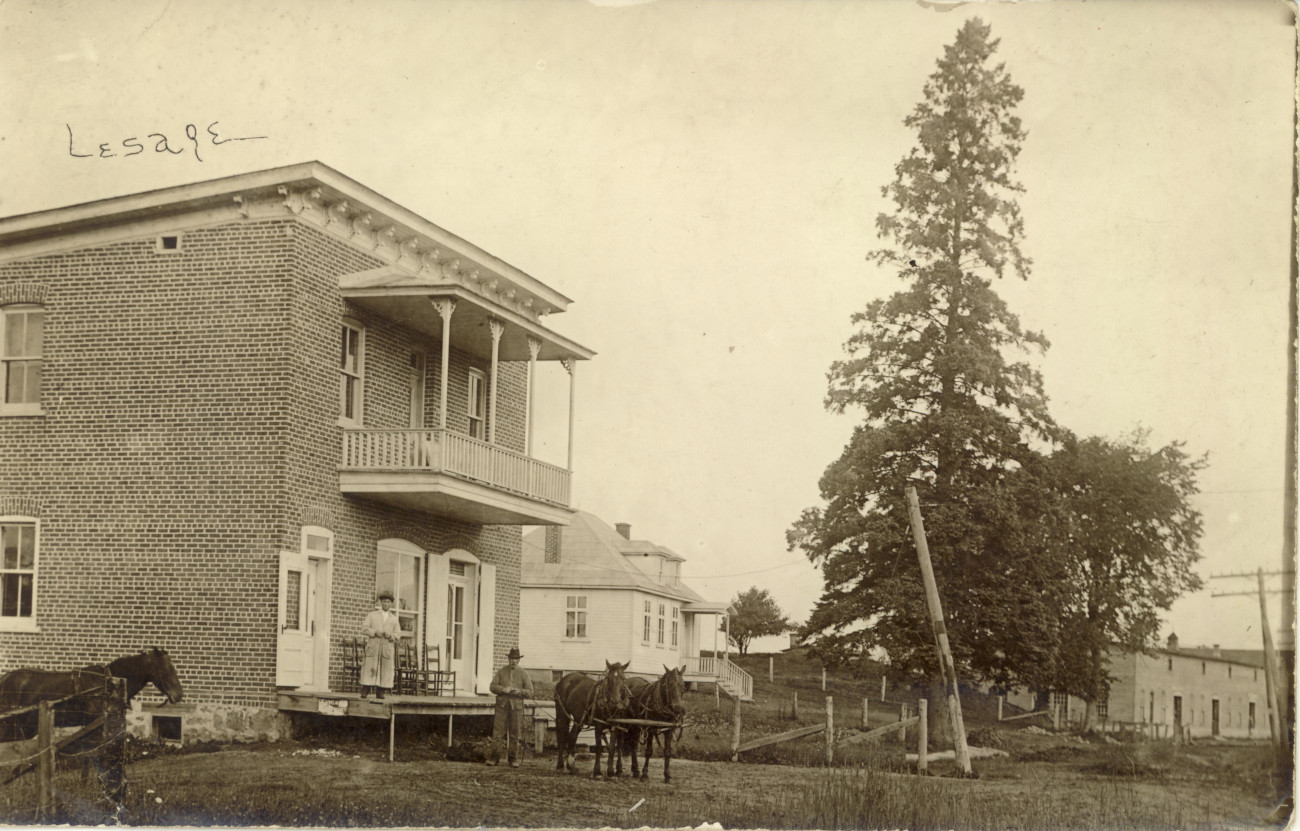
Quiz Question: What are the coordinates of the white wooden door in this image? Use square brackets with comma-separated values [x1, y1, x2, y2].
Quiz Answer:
[277, 551, 314, 688]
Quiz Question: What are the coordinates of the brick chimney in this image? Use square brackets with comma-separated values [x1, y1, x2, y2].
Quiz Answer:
[544, 526, 562, 564]
[1166, 632, 1179, 651]
[615, 522, 631, 540]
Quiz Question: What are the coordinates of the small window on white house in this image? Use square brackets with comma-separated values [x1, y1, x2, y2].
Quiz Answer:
[671, 606, 679, 647]
[467, 369, 487, 440]
[2, 305, 44, 414]
[566, 595, 587, 639]
[339, 321, 364, 424]
[642, 600, 651, 643]
[0, 519, 37, 631]
[657, 603, 665, 646]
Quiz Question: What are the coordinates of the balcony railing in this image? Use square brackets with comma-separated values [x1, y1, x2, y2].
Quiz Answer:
[341, 429, 571, 507]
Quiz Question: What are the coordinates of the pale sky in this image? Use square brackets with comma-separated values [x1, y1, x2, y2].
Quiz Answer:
[0, 0, 1294, 655]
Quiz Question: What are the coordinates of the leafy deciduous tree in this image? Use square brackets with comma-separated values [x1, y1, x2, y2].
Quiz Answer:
[1040, 432, 1205, 728]
[723, 587, 793, 656]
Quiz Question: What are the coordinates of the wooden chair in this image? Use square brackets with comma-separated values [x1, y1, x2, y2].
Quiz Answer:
[341, 636, 365, 693]
[395, 638, 420, 696]
[408, 643, 456, 696]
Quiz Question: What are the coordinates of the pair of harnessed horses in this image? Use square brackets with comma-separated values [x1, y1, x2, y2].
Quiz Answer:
[553, 662, 686, 781]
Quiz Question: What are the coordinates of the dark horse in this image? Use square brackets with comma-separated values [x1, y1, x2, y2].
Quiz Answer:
[0, 647, 184, 740]
[554, 660, 630, 779]
[615, 664, 686, 782]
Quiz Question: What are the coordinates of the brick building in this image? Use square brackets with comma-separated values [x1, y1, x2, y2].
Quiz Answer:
[0, 162, 592, 741]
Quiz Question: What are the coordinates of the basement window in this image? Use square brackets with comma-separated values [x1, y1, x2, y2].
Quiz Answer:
[152, 715, 183, 744]
[155, 234, 183, 253]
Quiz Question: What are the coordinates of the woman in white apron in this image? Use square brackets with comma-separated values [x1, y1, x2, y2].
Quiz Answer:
[360, 589, 401, 699]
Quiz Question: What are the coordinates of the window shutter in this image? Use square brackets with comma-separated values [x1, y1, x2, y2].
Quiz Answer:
[476, 563, 496, 694]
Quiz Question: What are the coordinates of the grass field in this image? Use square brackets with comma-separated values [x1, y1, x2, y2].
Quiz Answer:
[0, 649, 1288, 828]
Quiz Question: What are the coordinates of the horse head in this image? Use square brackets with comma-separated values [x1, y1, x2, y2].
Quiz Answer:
[114, 647, 183, 703]
[602, 659, 631, 713]
[660, 664, 687, 718]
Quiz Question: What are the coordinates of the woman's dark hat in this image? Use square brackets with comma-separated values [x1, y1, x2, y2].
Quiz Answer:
[377, 589, 395, 601]
[507, 647, 523, 660]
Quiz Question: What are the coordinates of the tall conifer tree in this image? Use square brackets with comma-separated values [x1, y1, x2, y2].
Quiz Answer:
[789, 19, 1063, 691]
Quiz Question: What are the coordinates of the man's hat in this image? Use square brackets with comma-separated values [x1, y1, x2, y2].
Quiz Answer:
[507, 647, 523, 660]
[377, 589, 395, 601]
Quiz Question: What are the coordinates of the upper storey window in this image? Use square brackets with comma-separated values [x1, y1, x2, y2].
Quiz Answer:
[339, 321, 364, 425]
[2, 305, 43, 415]
[467, 369, 486, 440]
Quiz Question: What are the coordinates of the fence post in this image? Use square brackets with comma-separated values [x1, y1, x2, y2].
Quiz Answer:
[821, 667, 826, 692]
[998, 696, 1004, 722]
[862, 697, 869, 729]
[730, 699, 742, 762]
[792, 690, 798, 721]
[769, 657, 773, 684]
[881, 676, 886, 702]
[104, 677, 128, 809]
[918, 699, 928, 774]
[899, 702, 908, 743]
[825, 697, 834, 766]
[37, 700, 54, 818]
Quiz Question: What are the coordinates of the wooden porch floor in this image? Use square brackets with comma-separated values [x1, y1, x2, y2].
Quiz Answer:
[276, 690, 552, 762]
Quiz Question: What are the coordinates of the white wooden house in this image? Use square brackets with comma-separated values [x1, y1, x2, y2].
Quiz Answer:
[520, 513, 752, 699]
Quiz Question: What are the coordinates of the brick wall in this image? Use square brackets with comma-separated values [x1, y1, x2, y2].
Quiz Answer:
[0, 215, 535, 737]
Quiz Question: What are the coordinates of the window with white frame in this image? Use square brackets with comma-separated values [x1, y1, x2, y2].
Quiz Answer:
[0, 519, 37, 629]
[566, 595, 587, 638]
[2, 305, 43, 414]
[671, 606, 679, 647]
[657, 603, 665, 646]
[339, 321, 364, 424]
[467, 369, 487, 439]
[642, 600, 651, 643]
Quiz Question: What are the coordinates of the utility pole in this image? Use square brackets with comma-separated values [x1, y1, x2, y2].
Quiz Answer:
[905, 485, 972, 775]
[1209, 568, 1292, 753]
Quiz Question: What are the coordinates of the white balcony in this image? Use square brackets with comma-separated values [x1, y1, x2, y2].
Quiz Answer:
[340, 428, 573, 526]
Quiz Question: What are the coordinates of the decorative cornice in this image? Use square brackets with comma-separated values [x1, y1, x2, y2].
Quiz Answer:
[270, 185, 554, 323]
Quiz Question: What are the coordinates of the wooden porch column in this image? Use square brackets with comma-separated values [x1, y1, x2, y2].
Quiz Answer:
[487, 318, 504, 444]
[526, 336, 542, 455]
[562, 358, 576, 470]
[432, 298, 456, 429]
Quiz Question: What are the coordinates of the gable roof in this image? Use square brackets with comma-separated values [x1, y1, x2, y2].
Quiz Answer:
[522, 512, 706, 604]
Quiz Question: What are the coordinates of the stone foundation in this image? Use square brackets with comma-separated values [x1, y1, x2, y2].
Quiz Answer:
[128, 701, 289, 744]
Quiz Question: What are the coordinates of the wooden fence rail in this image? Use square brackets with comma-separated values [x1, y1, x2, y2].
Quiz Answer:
[0, 675, 127, 818]
[732, 696, 931, 774]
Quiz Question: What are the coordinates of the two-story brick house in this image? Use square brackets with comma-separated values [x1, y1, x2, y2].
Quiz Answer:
[0, 162, 592, 741]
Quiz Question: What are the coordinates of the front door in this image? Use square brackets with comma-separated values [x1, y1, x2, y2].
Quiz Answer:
[277, 551, 330, 688]
[447, 567, 469, 690]
[426, 550, 496, 695]
[1173, 695, 1183, 730]
[1211, 699, 1220, 736]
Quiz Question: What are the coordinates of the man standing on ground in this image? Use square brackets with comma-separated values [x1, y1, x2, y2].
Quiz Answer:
[487, 647, 533, 767]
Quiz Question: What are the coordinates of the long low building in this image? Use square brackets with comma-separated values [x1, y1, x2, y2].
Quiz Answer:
[1002, 634, 1271, 740]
